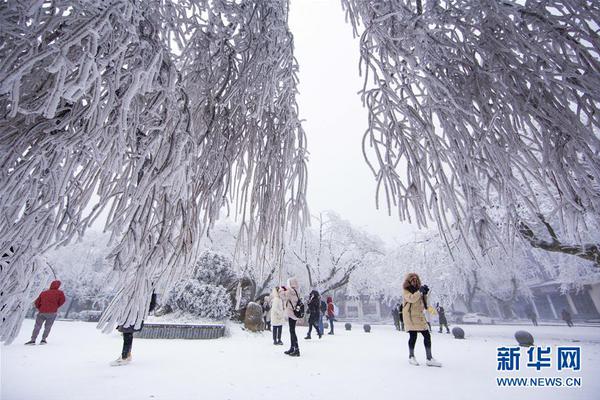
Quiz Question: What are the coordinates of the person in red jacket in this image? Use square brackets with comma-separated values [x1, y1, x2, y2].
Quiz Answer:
[326, 296, 335, 335]
[25, 280, 66, 345]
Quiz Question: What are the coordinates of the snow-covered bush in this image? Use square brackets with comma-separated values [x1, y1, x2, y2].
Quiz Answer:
[167, 280, 231, 320]
[192, 252, 237, 288]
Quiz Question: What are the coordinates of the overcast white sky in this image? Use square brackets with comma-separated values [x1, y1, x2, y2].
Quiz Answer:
[288, 0, 419, 244]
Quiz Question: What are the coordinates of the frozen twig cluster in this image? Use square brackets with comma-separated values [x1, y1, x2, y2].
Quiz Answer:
[0, 0, 307, 343]
[341, 0, 600, 257]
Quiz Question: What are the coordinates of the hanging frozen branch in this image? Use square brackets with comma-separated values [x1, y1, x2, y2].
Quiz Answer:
[341, 0, 600, 259]
[519, 217, 600, 267]
[0, 0, 308, 343]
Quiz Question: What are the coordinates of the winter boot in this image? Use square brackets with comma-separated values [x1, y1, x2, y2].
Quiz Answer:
[110, 357, 130, 367]
[304, 335, 311, 340]
[110, 355, 132, 367]
[40, 340, 47, 345]
[409, 356, 420, 366]
[24, 340, 35, 345]
[426, 358, 442, 367]
[277, 340, 284, 345]
[284, 348, 294, 355]
[289, 348, 300, 357]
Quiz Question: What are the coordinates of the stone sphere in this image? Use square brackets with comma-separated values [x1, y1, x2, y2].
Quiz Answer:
[345, 322, 352, 331]
[515, 330, 534, 347]
[452, 326, 465, 339]
[363, 324, 371, 333]
[243, 302, 264, 332]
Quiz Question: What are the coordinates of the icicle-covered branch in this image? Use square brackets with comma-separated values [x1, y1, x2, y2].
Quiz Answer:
[341, 0, 600, 259]
[0, 0, 308, 343]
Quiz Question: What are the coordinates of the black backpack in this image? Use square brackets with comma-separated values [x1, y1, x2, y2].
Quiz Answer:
[290, 288, 305, 319]
[320, 300, 327, 313]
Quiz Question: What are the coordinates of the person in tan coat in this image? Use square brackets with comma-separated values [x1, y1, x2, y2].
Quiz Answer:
[279, 277, 302, 357]
[270, 287, 285, 345]
[402, 273, 441, 367]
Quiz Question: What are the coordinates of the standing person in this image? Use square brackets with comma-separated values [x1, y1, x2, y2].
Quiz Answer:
[525, 304, 538, 326]
[25, 280, 66, 345]
[326, 296, 335, 335]
[319, 297, 327, 336]
[111, 292, 156, 366]
[305, 289, 322, 339]
[403, 273, 442, 367]
[436, 303, 450, 333]
[561, 308, 574, 327]
[263, 296, 272, 331]
[270, 287, 285, 345]
[399, 303, 404, 331]
[392, 303, 401, 331]
[280, 278, 302, 356]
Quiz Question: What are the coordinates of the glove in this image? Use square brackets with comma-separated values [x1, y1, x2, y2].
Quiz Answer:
[419, 285, 429, 295]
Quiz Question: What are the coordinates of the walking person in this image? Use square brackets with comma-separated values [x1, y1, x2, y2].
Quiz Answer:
[326, 296, 335, 335]
[111, 292, 156, 366]
[319, 297, 327, 336]
[436, 303, 450, 333]
[305, 289, 322, 339]
[270, 287, 285, 345]
[392, 303, 401, 331]
[399, 303, 404, 331]
[525, 304, 538, 326]
[280, 278, 302, 356]
[561, 308, 574, 327]
[25, 280, 66, 345]
[403, 273, 442, 367]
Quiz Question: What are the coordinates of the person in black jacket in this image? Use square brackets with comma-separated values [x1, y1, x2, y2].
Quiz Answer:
[392, 303, 401, 331]
[111, 292, 156, 366]
[305, 290, 322, 339]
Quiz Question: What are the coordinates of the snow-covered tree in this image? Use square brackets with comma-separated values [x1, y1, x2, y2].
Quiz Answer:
[44, 231, 115, 317]
[0, 0, 307, 343]
[341, 0, 600, 264]
[287, 212, 385, 295]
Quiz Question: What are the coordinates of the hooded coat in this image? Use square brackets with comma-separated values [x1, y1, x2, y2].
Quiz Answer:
[270, 288, 285, 326]
[34, 280, 66, 313]
[402, 287, 428, 331]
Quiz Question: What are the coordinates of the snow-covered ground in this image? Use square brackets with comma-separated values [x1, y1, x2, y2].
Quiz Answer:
[2, 319, 599, 400]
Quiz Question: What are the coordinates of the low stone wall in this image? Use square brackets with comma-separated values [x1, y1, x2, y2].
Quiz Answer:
[134, 323, 226, 340]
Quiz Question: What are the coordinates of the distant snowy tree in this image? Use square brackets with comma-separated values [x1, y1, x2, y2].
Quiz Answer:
[341, 0, 600, 264]
[44, 231, 114, 317]
[288, 212, 385, 295]
[0, 0, 307, 343]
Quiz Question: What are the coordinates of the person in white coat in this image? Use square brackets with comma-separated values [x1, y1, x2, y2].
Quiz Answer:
[279, 277, 301, 357]
[270, 287, 285, 345]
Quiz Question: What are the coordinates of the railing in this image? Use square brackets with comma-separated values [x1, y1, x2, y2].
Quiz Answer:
[134, 323, 226, 339]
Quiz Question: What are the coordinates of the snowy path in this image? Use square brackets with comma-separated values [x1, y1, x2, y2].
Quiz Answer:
[2, 319, 599, 400]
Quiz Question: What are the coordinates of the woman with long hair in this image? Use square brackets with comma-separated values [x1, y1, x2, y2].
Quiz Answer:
[402, 273, 441, 367]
